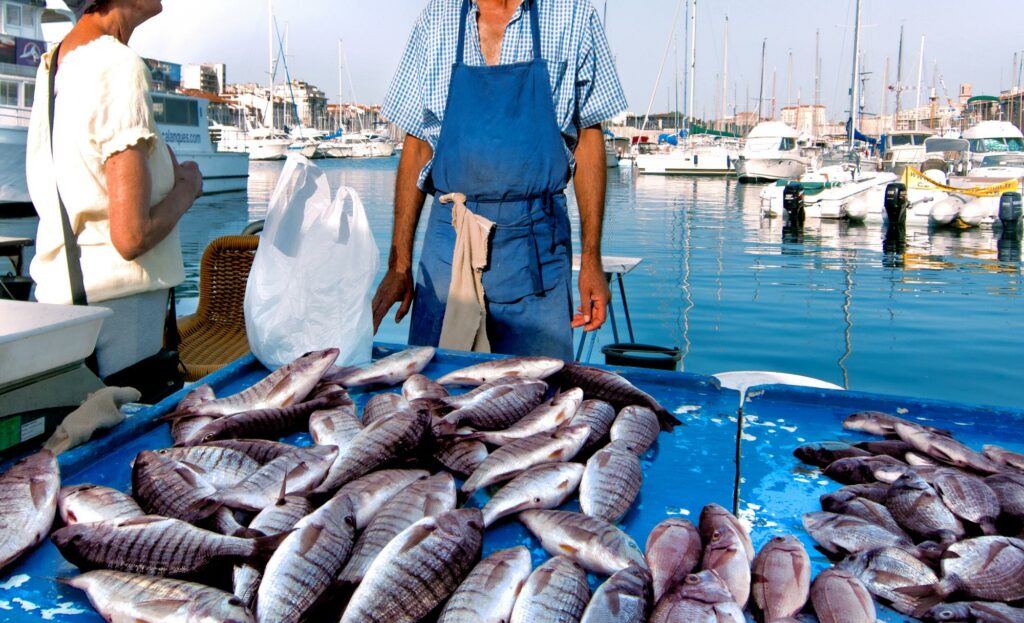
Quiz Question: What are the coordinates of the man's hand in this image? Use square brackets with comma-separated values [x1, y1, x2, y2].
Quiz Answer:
[372, 269, 415, 333]
[572, 257, 610, 331]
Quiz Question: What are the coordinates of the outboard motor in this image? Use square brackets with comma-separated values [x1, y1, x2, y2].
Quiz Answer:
[782, 182, 805, 226]
[884, 183, 908, 228]
[998, 191, 1022, 262]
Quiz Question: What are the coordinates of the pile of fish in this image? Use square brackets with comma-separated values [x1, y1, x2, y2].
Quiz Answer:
[795, 410, 1024, 622]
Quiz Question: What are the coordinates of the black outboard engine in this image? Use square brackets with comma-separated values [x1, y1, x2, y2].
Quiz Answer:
[998, 191, 1022, 262]
[782, 182, 805, 226]
[884, 183, 908, 228]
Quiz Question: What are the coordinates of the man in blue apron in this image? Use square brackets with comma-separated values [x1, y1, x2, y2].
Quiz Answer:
[372, 0, 627, 359]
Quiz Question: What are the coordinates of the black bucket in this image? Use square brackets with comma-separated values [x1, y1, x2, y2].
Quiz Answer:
[601, 343, 682, 371]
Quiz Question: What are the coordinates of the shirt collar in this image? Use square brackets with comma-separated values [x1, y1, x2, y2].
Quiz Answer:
[468, 0, 528, 24]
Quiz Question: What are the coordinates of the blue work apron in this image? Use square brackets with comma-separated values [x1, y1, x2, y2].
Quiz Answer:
[409, 0, 574, 359]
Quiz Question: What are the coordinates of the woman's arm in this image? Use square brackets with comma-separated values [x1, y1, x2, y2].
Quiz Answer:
[105, 145, 202, 261]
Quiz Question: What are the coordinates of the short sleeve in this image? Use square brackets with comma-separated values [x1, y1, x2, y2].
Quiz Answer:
[91, 52, 157, 163]
[574, 6, 628, 130]
[381, 9, 430, 140]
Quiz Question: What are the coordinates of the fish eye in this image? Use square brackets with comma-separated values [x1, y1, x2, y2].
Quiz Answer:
[227, 597, 242, 606]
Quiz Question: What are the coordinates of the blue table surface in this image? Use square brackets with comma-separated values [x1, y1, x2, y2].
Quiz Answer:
[1, 344, 1022, 622]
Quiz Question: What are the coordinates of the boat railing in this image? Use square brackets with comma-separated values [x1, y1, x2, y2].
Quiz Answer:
[0, 105, 32, 128]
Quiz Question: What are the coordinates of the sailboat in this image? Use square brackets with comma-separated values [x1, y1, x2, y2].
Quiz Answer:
[317, 41, 396, 159]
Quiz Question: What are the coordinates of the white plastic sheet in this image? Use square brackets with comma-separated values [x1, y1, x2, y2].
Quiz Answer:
[245, 155, 379, 369]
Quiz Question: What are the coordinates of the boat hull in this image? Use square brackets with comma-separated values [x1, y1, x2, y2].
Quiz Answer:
[736, 156, 806, 182]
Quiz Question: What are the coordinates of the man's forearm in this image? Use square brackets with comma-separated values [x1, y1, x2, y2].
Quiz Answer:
[573, 125, 606, 262]
[389, 134, 433, 272]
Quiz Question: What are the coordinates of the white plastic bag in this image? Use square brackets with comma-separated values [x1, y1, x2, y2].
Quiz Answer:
[245, 155, 379, 369]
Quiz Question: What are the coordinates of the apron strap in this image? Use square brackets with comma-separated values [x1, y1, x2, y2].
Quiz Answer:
[456, 0, 542, 65]
[528, 0, 541, 61]
[456, 0, 471, 65]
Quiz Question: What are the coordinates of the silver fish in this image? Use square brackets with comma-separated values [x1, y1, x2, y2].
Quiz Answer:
[434, 381, 549, 436]
[339, 508, 484, 623]
[182, 390, 350, 445]
[65, 570, 254, 623]
[154, 446, 261, 489]
[437, 546, 533, 623]
[212, 445, 338, 511]
[361, 392, 408, 425]
[751, 534, 810, 621]
[58, 484, 143, 526]
[440, 377, 544, 410]
[510, 555, 591, 623]
[907, 536, 1024, 604]
[171, 348, 339, 417]
[823, 454, 908, 485]
[436, 356, 565, 386]
[893, 421, 1003, 474]
[334, 468, 430, 530]
[701, 523, 751, 607]
[518, 509, 648, 575]
[131, 451, 222, 525]
[481, 462, 584, 527]
[907, 451, 941, 466]
[836, 546, 939, 616]
[330, 346, 436, 388]
[339, 472, 456, 584]
[315, 405, 430, 493]
[649, 569, 745, 623]
[570, 399, 618, 450]
[433, 434, 489, 478]
[173, 414, 217, 447]
[403, 373, 449, 402]
[610, 406, 661, 456]
[932, 468, 1001, 535]
[461, 424, 590, 493]
[645, 517, 702, 603]
[793, 441, 871, 467]
[460, 388, 584, 446]
[204, 439, 300, 465]
[924, 601, 1024, 623]
[579, 566, 652, 623]
[580, 440, 642, 523]
[823, 495, 907, 537]
[820, 483, 890, 510]
[984, 444, 1024, 472]
[842, 411, 952, 438]
[256, 494, 356, 623]
[51, 515, 283, 578]
[233, 496, 312, 611]
[810, 567, 876, 623]
[802, 511, 923, 558]
[0, 450, 59, 572]
[551, 362, 681, 431]
[308, 403, 363, 448]
[698, 503, 754, 562]
[885, 469, 965, 544]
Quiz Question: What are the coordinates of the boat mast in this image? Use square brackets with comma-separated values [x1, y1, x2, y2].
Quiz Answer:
[894, 25, 904, 128]
[687, 0, 696, 131]
[848, 0, 861, 152]
[674, 36, 679, 131]
[721, 16, 728, 124]
[757, 39, 766, 121]
[914, 36, 925, 130]
[337, 39, 343, 133]
[814, 29, 821, 137]
[267, 0, 274, 133]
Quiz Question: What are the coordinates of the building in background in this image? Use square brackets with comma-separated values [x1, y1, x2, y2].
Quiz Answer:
[182, 63, 225, 95]
[780, 105, 827, 136]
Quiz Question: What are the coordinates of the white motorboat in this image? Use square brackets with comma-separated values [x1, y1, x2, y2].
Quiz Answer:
[212, 125, 292, 161]
[879, 130, 933, 175]
[735, 122, 808, 182]
[605, 138, 619, 168]
[759, 164, 897, 220]
[636, 137, 739, 176]
[963, 120, 1024, 170]
[317, 132, 395, 159]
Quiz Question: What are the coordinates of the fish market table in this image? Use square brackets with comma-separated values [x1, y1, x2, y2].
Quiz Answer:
[1, 345, 1023, 622]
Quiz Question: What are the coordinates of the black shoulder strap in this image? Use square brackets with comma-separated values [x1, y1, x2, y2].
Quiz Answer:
[48, 42, 89, 307]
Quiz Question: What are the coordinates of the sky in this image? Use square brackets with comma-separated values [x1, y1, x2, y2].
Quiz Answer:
[53, 0, 1024, 121]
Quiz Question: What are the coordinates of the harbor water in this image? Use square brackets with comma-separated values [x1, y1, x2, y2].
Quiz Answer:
[2, 157, 1022, 409]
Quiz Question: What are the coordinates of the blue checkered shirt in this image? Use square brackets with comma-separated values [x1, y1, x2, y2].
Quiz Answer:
[381, 0, 628, 190]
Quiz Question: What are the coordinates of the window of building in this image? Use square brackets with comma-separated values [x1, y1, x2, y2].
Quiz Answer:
[0, 80, 19, 107]
[21, 6, 32, 27]
[23, 82, 34, 108]
[5, 5, 21, 30]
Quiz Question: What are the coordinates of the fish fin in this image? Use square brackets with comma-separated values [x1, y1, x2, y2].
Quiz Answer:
[558, 544, 580, 555]
[249, 530, 293, 567]
[184, 496, 223, 521]
[324, 366, 362, 387]
[29, 476, 52, 510]
[297, 523, 324, 555]
[981, 540, 1011, 568]
[133, 598, 192, 619]
[893, 578, 954, 617]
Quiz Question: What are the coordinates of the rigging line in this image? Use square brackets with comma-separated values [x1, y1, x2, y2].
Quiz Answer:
[641, 0, 686, 131]
[830, 0, 855, 119]
[273, 17, 303, 131]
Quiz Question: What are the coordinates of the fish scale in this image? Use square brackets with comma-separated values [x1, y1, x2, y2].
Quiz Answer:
[437, 547, 533, 623]
[885, 470, 965, 544]
[132, 451, 223, 525]
[59, 484, 143, 526]
[461, 423, 590, 493]
[985, 471, 1024, 532]
[463, 388, 584, 445]
[552, 362, 680, 431]
[836, 546, 939, 616]
[481, 462, 584, 527]
[702, 524, 751, 607]
[645, 517, 702, 604]
[932, 468, 1001, 534]
[440, 377, 542, 410]
[579, 566, 651, 623]
[649, 569, 744, 623]
[334, 469, 431, 530]
[580, 440, 642, 523]
[570, 399, 618, 450]
[802, 511, 920, 557]
[204, 439, 300, 465]
[433, 435, 489, 477]
[936, 536, 1024, 602]
[0, 451, 60, 573]
[213, 446, 338, 511]
[436, 381, 548, 435]
[154, 446, 261, 489]
[984, 444, 1024, 471]
[233, 496, 312, 611]
[362, 392, 408, 425]
[511, 555, 591, 623]
[827, 496, 907, 537]
[308, 403, 363, 448]
[610, 406, 661, 455]
[893, 421, 1003, 474]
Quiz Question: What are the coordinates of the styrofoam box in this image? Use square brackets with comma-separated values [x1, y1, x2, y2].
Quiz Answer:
[0, 300, 112, 386]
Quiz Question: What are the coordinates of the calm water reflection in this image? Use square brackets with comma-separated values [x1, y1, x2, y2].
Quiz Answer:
[2, 158, 1021, 408]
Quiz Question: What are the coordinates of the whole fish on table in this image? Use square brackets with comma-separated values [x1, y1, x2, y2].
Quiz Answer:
[233, 496, 312, 609]
[923, 601, 1024, 623]
[334, 469, 429, 530]
[203, 438, 300, 465]
[793, 440, 871, 467]
[179, 389, 351, 445]
[569, 399, 618, 451]
[51, 515, 285, 578]
[822, 495, 906, 537]
[308, 403, 363, 449]
[211, 445, 338, 512]
[439, 377, 545, 410]
[436, 546, 533, 623]
[751, 535, 810, 622]
[931, 467, 1001, 535]
[325, 346, 436, 388]
[169, 348, 339, 418]
[648, 569, 745, 623]
[154, 445, 261, 489]
[433, 433, 489, 478]
[842, 410, 952, 438]
[984, 444, 1024, 472]
[819, 482, 890, 509]
[893, 421, 1004, 474]
[885, 469, 965, 545]
[823, 454, 908, 485]
[701, 523, 751, 607]
[853, 439, 916, 459]
[510, 555, 591, 623]
[836, 546, 939, 616]
[461, 423, 589, 493]
[403, 373, 449, 403]
[645, 517, 702, 603]
[580, 439, 643, 523]
[457, 388, 583, 445]
[610, 405, 661, 455]
[802, 511, 933, 560]
[518, 509, 648, 575]
[809, 568, 876, 623]
[64, 570, 255, 623]
[551, 362, 682, 431]
[433, 380, 548, 436]
[256, 494, 357, 623]
[698, 503, 754, 562]
[481, 462, 584, 527]
[339, 508, 484, 623]
[59, 484, 143, 526]
[0, 450, 60, 572]
[899, 536, 1024, 606]
[985, 471, 1024, 533]
[579, 566, 652, 623]
[436, 356, 565, 386]
[361, 392, 408, 425]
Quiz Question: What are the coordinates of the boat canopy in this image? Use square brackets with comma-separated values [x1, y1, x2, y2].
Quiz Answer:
[924, 137, 969, 153]
[745, 121, 799, 139]
[962, 121, 1024, 140]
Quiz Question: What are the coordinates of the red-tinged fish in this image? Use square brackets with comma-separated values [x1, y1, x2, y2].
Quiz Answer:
[701, 524, 751, 607]
[699, 503, 754, 562]
[481, 462, 584, 527]
[649, 569, 745, 623]
[552, 362, 681, 431]
[0, 450, 59, 573]
[511, 555, 591, 623]
[326, 347, 436, 388]
[461, 424, 590, 493]
[646, 517, 702, 603]
[810, 568, 876, 623]
[436, 356, 565, 386]
[751, 535, 810, 621]
[59, 484, 143, 526]
[437, 546, 533, 623]
[518, 509, 648, 575]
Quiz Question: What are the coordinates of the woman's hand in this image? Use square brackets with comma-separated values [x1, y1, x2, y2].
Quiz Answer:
[168, 145, 203, 199]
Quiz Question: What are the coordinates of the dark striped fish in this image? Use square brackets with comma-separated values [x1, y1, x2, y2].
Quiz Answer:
[339, 472, 456, 584]
[569, 399, 618, 451]
[339, 508, 484, 623]
[510, 555, 590, 623]
[698, 503, 754, 562]
[519, 510, 648, 575]
[932, 468, 1001, 535]
[461, 424, 590, 493]
[403, 373, 449, 402]
[212, 445, 338, 511]
[440, 377, 544, 411]
[810, 568, 876, 623]
[361, 392, 408, 425]
[182, 390, 351, 445]
[434, 381, 549, 436]
[580, 440, 642, 523]
[64, 570, 254, 623]
[308, 403, 363, 448]
[436, 357, 564, 386]
[823, 454, 908, 485]
[645, 517, 702, 603]
[793, 441, 872, 467]
[836, 547, 939, 616]
[334, 469, 430, 530]
[610, 406, 661, 455]
[131, 451, 222, 525]
[256, 495, 356, 623]
[460, 388, 584, 446]
[328, 346, 436, 388]
[154, 446, 261, 489]
[314, 406, 430, 493]
[0, 450, 59, 572]
[885, 470, 965, 544]
[433, 434, 489, 478]
[481, 462, 584, 527]
[826, 495, 906, 537]
[233, 495, 312, 610]
[51, 515, 283, 578]
[203, 439, 299, 465]
[551, 363, 681, 431]
[579, 566, 652, 623]
[437, 547, 532, 623]
[751, 535, 810, 622]
[59, 484, 143, 526]
[985, 471, 1024, 531]
[802, 512, 923, 558]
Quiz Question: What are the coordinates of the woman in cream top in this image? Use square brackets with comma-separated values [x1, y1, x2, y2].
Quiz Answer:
[26, 0, 202, 305]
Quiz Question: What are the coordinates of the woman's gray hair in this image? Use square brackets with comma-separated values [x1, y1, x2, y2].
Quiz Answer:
[63, 0, 103, 19]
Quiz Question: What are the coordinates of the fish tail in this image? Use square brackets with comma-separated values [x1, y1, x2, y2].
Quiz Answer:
[655, 406, 683, 431]
[249, 530, 293, 567]
[896, 577, 956, 617]
[980, 518, 999, 536]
